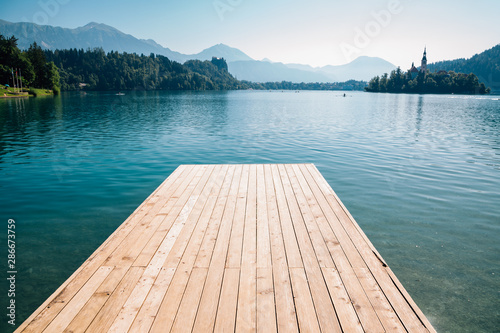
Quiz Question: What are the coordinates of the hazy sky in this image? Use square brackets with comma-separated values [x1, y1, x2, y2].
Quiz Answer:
[2, 0, 499, 67]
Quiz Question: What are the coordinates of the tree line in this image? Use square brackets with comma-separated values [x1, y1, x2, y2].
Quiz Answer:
[243, 80, 366, 91]
[43, 48, 367, 92]
[44, 48, 247, 91]
[365, 68, 490, 94]
[0, 35, 60, 93]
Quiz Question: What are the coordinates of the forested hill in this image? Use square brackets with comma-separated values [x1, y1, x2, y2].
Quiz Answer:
[44, 48, 246, 91]
[427, 44, 500, 88]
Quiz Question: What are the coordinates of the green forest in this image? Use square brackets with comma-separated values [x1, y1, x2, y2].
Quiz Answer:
[44, 48, 247, 91]
[0, 35, 60, 94]
[365, 68, 490, 94]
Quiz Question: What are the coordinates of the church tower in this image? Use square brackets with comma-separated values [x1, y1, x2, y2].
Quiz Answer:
[421, 47, 427, 73]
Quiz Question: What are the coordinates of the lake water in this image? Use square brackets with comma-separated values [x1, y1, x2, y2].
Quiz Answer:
[1, 90, 499, 332]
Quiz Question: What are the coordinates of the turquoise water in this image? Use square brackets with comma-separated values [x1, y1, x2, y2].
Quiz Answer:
[1, 91, 499, 332]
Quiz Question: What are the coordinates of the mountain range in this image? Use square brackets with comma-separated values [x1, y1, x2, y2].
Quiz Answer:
[0, 19, 396, 82]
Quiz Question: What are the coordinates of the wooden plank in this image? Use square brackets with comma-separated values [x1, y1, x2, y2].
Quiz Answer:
[257, 267, 277, 333]
[322, 267, 364, 333]
[63, 292, 109, 333]
[256, 164, 272, 269]
[264, 164, 299, 332]
[213, 268, 241, 332]
[85, 266, 145, 333]
[289, 267, 321, 332]
[226, 165, 250, 268]
[270, 164, 303, 268]
[235, 164, 257, 332]
[170, 268, 209, 332]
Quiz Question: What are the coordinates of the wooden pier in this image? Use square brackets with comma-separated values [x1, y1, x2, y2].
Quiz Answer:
[16, 164, 435, 332]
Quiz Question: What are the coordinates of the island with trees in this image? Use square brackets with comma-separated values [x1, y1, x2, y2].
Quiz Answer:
[365, 47, 491, 94]
[365, 68, 490, 94]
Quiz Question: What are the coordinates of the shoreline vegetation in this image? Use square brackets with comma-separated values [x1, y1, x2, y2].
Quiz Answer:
[1, 85, 28, 98]
[0, 35, 60, 96]
[0, 84, 54, 98]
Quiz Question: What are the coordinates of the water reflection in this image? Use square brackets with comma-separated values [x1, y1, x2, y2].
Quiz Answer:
[415, 95, 424, 139]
